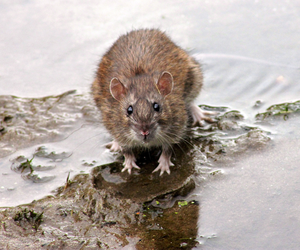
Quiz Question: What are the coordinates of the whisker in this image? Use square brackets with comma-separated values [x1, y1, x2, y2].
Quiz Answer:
[160, 134, 183, 156]
[161, 130, 193, 147]
[156, 131, 176, 156]
[159, 131, 194, 155]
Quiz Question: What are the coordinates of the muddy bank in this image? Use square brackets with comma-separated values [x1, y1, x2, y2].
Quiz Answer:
[0, 91, 100, 158]
[0, 91, 275, 249]
[0, 165, 199, 249]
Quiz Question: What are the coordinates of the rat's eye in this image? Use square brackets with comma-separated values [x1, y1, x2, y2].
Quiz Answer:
[127, 105, 133, 115]
[153, 103, 160, 112]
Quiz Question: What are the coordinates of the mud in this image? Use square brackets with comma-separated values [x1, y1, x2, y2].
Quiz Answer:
[0, 91, 275, 249]
[0, 91, 100, 158]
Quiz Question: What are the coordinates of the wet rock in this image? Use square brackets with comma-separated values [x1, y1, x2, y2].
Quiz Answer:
[93, 144, 195, 203]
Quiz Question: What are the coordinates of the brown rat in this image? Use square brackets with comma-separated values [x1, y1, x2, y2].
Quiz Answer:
[92, 28, 212, 175]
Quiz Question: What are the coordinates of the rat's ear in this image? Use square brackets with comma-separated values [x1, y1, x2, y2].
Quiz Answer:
[110, 77, 127, 101]
[157, 71, 174, 97]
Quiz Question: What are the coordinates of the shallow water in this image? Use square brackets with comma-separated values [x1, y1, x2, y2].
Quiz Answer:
[1, 0, 300, 249]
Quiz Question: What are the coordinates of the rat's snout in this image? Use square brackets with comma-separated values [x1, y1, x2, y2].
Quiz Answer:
[133, 123, 155, 142]
[139, 124, 151, 138]
[141, 129, 150, 141]
[140, 128, 150, 141]
[141, 130, 150, 136]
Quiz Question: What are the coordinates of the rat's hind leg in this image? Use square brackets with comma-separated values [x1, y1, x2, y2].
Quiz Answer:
[190, 103, 216, 125]
[106, 140, 122, 152]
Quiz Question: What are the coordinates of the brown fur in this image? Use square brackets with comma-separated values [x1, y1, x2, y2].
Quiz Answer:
[92, 29, 203, 153]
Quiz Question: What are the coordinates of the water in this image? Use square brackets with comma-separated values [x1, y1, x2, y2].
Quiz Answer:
[0, 0, 300, 249]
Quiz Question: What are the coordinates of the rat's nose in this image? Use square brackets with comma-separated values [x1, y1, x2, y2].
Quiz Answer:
[141, 130, 150, 136]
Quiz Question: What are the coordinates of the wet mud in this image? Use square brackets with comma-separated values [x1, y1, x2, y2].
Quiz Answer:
[0, 91, 277, 249]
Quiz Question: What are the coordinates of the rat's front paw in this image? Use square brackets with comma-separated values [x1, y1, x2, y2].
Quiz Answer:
[152, 152, 174, 176]
[122, 154, 140, 174]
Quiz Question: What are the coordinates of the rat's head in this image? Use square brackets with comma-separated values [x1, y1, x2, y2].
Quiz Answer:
[109, 71, 173, 147]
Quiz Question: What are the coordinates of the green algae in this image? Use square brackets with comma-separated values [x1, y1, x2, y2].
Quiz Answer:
[256, 100, 300, 120]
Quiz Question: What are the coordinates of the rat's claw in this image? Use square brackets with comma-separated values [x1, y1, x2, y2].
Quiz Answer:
[122, 154, 140, 174]
[152, 164, 171, 176]
[190, 103, 217, 126]
[152, 152, 174, 176]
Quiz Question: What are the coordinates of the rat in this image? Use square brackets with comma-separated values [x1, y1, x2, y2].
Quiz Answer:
[92, 28, 213, 175]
